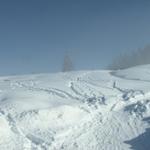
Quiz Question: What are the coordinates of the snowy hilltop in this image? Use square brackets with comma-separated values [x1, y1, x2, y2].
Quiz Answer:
[0, 64, 150, 150]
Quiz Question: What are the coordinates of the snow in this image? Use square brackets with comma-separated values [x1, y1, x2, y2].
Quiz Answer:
[0, 65, 150, 149]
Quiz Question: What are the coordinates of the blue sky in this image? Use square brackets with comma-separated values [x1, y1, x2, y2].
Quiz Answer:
[0, 0, 150, 75]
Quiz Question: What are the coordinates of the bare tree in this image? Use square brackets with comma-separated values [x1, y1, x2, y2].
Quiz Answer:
[62, 53, 74, 72]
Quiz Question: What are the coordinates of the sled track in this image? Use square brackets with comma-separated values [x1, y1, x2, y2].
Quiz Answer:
[12, 81, 80, 101]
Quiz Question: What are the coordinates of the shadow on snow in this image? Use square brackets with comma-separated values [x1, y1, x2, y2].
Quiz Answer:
[125, 117, 150, 150]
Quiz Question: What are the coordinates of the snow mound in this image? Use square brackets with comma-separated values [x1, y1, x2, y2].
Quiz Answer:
[0, 65, 150, 149]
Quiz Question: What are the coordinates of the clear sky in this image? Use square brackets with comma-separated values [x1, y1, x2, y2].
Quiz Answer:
[0, 0, 150, 75]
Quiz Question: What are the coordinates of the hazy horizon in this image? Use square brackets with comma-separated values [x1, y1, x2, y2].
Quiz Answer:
[0, 0, 150, 75]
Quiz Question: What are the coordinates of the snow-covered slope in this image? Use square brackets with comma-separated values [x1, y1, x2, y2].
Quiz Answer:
[0, 65, 150, 150]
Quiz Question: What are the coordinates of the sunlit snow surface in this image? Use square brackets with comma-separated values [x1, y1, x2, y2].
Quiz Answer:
[0, 65, 150, 150]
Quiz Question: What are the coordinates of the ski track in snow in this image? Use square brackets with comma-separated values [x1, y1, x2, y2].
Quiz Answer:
[0, 65, 150, 149]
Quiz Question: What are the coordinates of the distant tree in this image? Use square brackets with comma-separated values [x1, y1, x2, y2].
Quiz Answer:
[108, 45, 150, 70]
[62, 53, 74, 72]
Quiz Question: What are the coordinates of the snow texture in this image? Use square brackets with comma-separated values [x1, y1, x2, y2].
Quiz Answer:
[0, 64, 150, 149]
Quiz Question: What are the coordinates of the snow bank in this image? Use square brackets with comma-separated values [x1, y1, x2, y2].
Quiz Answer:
[0, 65, 150, 149]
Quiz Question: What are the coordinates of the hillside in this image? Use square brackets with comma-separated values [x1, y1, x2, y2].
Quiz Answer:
[0, 65, 150, 150]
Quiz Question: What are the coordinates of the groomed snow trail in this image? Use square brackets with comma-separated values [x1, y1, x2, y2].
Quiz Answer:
[0, 65, 150, 149]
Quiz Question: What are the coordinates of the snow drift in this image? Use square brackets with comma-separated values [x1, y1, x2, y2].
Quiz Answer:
[0, 65, 150, 149]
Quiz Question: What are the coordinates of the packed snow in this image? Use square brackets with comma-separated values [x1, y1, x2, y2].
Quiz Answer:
[0, 64, 150, 150]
